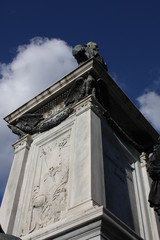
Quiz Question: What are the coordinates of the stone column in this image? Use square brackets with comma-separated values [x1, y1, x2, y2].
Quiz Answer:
[0, 135, 32, 234]
[69, 97, 105, 212]
[135, 152, 159, 240]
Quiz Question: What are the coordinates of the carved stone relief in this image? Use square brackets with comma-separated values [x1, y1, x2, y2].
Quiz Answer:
[35, 91, 69, 117]
[9, 108, 72, 138]
[21, 131, 71, 235]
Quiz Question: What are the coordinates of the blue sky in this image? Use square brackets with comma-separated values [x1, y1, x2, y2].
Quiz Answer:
[0, 0, 160, 204]
[1, 1, 160, 100]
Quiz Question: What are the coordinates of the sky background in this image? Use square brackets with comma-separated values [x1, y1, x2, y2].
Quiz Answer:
[1, 0, 160, 205]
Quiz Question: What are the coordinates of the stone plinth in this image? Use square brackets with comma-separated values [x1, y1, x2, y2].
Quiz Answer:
[1, 58, 159, 240]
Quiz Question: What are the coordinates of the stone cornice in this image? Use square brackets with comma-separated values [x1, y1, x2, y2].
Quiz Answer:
[4, 57, 159, 152]
[4, 58, 94, 124]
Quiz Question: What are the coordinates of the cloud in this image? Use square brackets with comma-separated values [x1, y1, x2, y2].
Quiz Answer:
[137, 91, 160, 132]
[0, 38, 77, 203]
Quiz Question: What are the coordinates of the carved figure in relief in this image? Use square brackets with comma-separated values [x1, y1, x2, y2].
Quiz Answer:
[29, 186, 46, 231]
[44, 166, 61, 182]
[31, 170, 68, 229]
[65, 74, 96, 106]
[26, 134, 70, 233]
[65, 73, 109, 110]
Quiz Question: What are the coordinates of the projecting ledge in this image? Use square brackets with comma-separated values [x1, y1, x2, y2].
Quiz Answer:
[21, 207, 143, 240]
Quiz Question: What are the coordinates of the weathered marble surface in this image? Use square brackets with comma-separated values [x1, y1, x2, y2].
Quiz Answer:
[0, 135, 33, 234]
[1, 56, 160, 240]
[1, 96, 160, 240]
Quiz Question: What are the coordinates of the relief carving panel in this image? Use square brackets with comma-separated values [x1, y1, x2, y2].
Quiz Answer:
[21, 131, 71, 235]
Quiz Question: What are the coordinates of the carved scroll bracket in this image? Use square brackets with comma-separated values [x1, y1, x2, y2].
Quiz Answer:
[13, 134, 33, 153]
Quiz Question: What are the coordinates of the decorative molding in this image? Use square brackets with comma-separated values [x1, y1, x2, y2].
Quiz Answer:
[19, 206, 143, 240]
[9, 108, 72, 138]
[35, 91, 69, 117]
[74, 97, 93, 116]
[13, 135, 33, 152]
[8, 70, 146, 154]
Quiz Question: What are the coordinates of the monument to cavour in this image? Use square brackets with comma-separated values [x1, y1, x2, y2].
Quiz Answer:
[0, 42, 160, 240]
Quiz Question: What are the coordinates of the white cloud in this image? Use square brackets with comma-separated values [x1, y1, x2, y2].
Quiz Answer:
[137, 91, 160, 132]
[0, 38, 77, 203]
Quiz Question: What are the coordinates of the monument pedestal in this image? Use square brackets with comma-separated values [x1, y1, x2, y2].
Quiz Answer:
[20, 207, 143, 240]
[1, 58, 159, 239]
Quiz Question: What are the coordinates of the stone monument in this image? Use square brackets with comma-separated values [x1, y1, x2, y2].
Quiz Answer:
[0, 42, 160, 239]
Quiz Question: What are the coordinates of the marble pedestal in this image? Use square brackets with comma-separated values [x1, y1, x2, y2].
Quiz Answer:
[1, 58, 159, 240]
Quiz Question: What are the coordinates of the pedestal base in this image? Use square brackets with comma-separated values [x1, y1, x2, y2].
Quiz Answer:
[21, 206, 142, 240]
